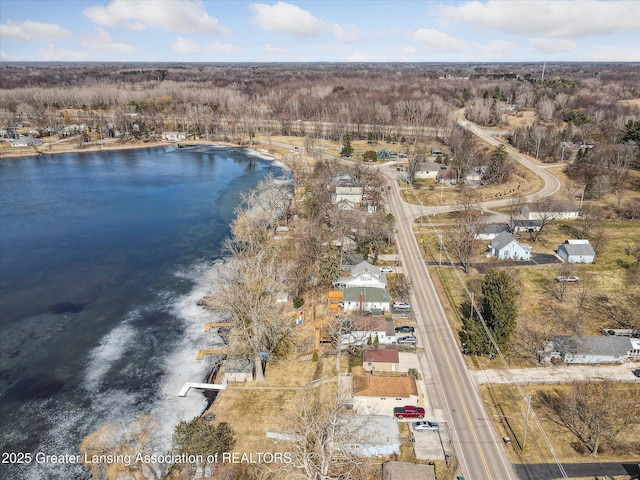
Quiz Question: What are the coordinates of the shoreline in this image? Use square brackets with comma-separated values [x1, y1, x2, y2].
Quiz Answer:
[0, 137, 277, 160]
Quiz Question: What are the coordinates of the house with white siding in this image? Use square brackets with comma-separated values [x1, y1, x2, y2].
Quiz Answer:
[545, 336, 640, 364]
[333, 261, 387, 290]
[340, 316, 395, 346]
[333, 186, 363, 205]
[414, 162, 441, 180]
[341, 287, 391, 313]
[522, 200, 580, 220]
[362, 346, 406, 373]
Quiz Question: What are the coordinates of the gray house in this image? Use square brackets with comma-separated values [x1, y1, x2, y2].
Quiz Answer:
[547, 336, 640, 364]
[558, 240, 596, 263]
[489, 231, 532, 260]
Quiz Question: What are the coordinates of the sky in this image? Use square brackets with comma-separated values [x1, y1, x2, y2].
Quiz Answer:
[0, 0, 639, 63]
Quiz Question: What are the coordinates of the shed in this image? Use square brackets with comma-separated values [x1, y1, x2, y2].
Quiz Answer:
[558, 240, 596, 263]
[224, 358, 254, 383]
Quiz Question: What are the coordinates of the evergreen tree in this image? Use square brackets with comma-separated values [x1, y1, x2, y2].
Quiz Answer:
[341, 133, 353, 157]
[480, 268, 518, 351]
[460, 268, 518, 355]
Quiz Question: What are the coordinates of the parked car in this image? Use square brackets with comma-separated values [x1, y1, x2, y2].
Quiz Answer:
[632, 369, 640, 378]
[392, 301, 411, 310]
[412, 420, 439, 431]
[556, 275, 580, 282]
[380, 266, 393, 272]
[397, 335, 417, 345]
[393, 405, 425, 419]
[395, 325, 415, 333]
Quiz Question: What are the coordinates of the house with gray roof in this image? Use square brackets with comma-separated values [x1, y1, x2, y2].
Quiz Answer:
[547, 336, 640, 364]
[333, 261, 387, 290]
[510, 219, 543, 234]
[558, 240, 596, 263]
[489, 231, 531, 260]
[474, 223, 509, 240]
[334, 414, 401, 456]
[414, 161, 441, 180]
[522, 200, 580, 220]
[342, 287, 390, 313]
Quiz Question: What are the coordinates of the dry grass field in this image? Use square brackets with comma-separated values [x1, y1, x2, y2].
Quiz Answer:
[480, 384, 640, 465]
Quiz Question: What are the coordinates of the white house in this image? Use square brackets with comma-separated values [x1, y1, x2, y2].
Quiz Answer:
[474, 223, 509, 241]
[522, 200, 580, 220]
[510, 219, 543, 234]
[351, 366, 419, 415]
[162, 131, 187, 141]
[414, 162, 441, 180]
[340, 316, 395, 346]
[333, 186, 363, 205]
[342, 287, 391, 313]
[558, 240, 596, 263]
[489, 231, 532, 260]
[545, 336, 640, 364]
[334, 261, 387, 290]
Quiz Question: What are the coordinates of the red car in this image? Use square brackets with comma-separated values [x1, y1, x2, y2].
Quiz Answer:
[393, 406, 425, 419]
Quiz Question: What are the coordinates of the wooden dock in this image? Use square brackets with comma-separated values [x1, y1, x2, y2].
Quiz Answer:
[204, 322, 233, 332]
[196, 349, 227, 360]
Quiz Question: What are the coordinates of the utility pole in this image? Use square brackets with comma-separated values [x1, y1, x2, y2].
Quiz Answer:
[523, 395, 532, 451]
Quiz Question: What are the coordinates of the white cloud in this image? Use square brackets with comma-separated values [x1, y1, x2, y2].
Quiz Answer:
[330, 23, 364, 43]
[476, 39, 516, 58]
[77, 28, 138, 54]
[250, 2, 324, 39]
[438, 0, 640, 38]
[171, 37, 239, 55]
[529, 37, 577, 55]
[37, 44, 89, 61]
[0, 19, 71, 42]
[83, 0, 228, 35]
[585, 45, 640, 62]
[412, 28, 469, 51]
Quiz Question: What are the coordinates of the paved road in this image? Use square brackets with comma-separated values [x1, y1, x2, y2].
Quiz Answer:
[515, 462, 640, 480]
[385, 176, 518, 480]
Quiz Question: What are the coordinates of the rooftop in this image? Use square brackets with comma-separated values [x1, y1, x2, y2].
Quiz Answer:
[363, 345, 400, 363]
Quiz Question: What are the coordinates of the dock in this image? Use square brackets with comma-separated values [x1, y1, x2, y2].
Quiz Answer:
[204, 322, 233, 332]
[178, 380, 228, 397]
[196, 349, 227, 360]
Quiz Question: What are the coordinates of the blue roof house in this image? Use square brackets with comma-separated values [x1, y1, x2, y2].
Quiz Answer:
[489, 231, 531, 261]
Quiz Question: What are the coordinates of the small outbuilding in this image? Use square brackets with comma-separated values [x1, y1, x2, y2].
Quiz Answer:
[223, 358, 254, 383]
[363, 345, 406, 373]
[558, 240, 596, 263]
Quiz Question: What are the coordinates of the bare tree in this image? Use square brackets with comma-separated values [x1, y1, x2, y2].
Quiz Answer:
[212, 248, 295, 383]
[267, 388, 377, 480]
[444, 187, 485, 273]
[80, 416, 167, 480]
[537, 380, 640, 457]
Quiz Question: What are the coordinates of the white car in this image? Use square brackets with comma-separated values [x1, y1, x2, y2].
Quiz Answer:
[392, 301, 411, 310]
[412, 420, 439, 431]
[380, 266, 393, 272]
